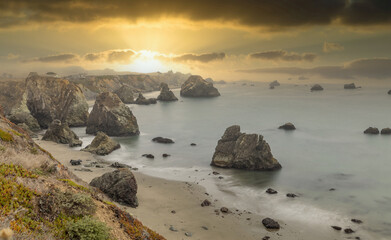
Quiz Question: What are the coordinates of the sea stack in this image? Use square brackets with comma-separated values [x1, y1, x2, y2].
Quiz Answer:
[180, 75, 220, 97]
[42, 119, 82, 147]
[86, 92, 139, 136]
[211, 125, 281, 170]
[157, 83, 178, 101]
[114, 85, 134, 104]
[134, 93, 157, 105]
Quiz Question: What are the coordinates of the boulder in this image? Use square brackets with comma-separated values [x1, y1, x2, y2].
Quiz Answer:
[157, 83, 178, 101]
[152, 137, 174, 144]
[381, 128, 391, 135]
[311, 84, 324, 91]
[86, 92, 139, 136]
[201, 199, 211, 207]
[262, 218, 280, 230]
[269, 80, 280, 88]
[42, 120, 82, 147]
[344, 83, 357, 89]
[211, 125, 281, 170]
[266, 188, 278, 194]
[114, 85, 134, 104]
[180, 75, 220, 98]
[90, 168, 138, 207]
[364, 127, 379, 135]
[70, 159, 82, 165]
[25, 72, 89, 128]
[82, 131, 120, 155]
[388, 90, 391, 95]
[278, 123, 296, 130]
[134, 93, 157, 105]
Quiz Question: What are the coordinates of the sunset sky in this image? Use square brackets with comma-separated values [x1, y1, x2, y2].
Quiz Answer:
[1, 0, 391, 83]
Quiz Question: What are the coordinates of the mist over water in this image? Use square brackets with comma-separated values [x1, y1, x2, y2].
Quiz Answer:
[75, 82, 391, 239]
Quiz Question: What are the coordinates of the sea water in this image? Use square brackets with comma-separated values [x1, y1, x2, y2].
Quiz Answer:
[73, 83, 391, 239]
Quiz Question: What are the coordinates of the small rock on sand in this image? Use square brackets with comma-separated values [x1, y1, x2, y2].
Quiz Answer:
[201, 199, 211, 207]
[266, 188, 278, 194]
[331, 226, 342, 231]
[344, 228, 355, 234]
[351, 219, 363, 224]
[262, 218, 280, 230]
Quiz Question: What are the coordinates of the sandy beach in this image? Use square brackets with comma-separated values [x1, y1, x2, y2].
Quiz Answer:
[36, 139, 350, 240]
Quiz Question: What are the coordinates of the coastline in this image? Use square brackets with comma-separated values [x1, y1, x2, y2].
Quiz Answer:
[35, 139, 354, 240]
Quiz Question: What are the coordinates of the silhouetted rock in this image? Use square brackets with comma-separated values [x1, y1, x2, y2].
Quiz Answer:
[262, 218, 280, 230]
[90, 168, 138, 207]
[364, 127, 379, 135]
[86, 92, 139, 136]
[152, 137, 174, 144]
[278, 123, 296, 130]
[344, 83, 357, 89]
[211, 125, 281, 170]
[180, 75, 220, 97]
[311, 84, 324, 91]
[114, 85, 134, 104]
[42, 119, 82, 147]
[82, 132, 120, 155]
[157, 83, 178, 101]
[381, 128, 391, 135]
[134, 93, 157, 105]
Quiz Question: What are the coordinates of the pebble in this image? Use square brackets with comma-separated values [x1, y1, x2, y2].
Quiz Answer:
[169, 226, 178, 232]
[185, 232, 192, 237]
[201, 226, 208, 230]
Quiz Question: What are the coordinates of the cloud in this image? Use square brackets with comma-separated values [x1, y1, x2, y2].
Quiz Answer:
[31, 54, 78, 63]
[171, 53, 226, 63]
[107, 50, 135, 63]
[237, 58, 391, 79]
[0, 0, 390, 29]
[250, 50, 317, 62]
[323, 42, 344, 53]
[84, 53, 105, 62]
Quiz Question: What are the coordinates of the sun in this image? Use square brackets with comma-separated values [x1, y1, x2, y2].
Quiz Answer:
[119, 50, 167, 73]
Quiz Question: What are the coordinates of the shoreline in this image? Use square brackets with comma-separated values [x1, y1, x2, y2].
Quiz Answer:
[36, 139, 357, 240]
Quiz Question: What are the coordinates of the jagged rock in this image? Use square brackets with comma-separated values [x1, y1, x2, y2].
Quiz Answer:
[364, 127, 379, 135]
[311, 84, 324, 91]
[157, 83, 178, 101]
[25, 72, 89, 128]
[344, 83, 357, 89]
[180, 75, 220, 98]
[86, 92, 139, 136]
[152, 137, 174, 144]
[269, 80, 280, 88]
[262, 218, 280, 230]
[381, 128, 391, 135]
[211, 125, 281, 170]
[278, 123, 296, 130]
[114, 85, 134, 104]
[42, 120, 82, 147]
[90, 168, 138, 207]
[82, 132, 120, 155]
[134, 93, 157, 105]
[70, 159, 82, 165]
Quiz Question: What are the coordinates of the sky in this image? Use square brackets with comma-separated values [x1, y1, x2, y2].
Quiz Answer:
[1, 0, 391, 84]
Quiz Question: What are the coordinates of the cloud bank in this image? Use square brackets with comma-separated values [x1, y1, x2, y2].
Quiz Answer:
[250, 50, 317, 62]
[323, 42, 344, 53]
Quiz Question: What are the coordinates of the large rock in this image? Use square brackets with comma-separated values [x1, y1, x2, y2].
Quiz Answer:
[86, 92, 139, 136]
[42, 119, 82, 147]
[180, 75, 220, 98]
[157, 83, 178, 101]
[311, 84, 324, 91]
[25, 72, 89, 128]
[82, 131, 120, 155]
[90, 168, 138, 207]
[211, 125, 281, 170]
[381, 128, 391, 135]
[364, 127, 379, 135]
[134, 93, 157, 105]
[278, 123, 296, 130]
[114, 85, 134, 104]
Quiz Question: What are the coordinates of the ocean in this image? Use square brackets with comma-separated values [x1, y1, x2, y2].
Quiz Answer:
[73, 82, 391, 239]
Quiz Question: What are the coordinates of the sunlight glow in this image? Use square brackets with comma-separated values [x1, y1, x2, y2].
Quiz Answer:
[119, 50, 168, 73]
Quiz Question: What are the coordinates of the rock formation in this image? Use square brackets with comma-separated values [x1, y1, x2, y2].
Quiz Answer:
[86, 92, 139, 136]
[152, 137, 174, 144]
[211, 125, 281, 170]
[364, 127, 379, 135]
[344, 83, 357, 89]
[25, 72, 89, 128]
[82, 131, 120, 155]
[90, 168, 138, 207]
[269, 80, 280, 88]
[381, 128, 391, 135]
[42, 119, 82, 147]
[278, 123, 296, 130]
[180, 75, 220, 98]
[157, 83, 178, 101]
[114, 85, 134, 104]
[7, 92, 40, 131]
[134, 93, 157, 105]
[311, 84, 324, 91]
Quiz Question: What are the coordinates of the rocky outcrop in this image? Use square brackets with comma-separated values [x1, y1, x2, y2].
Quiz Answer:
[344, 83, 357, 89]
[269, 80, 280, 88]
[152, 137, 174, 144]
[211, 125, 281, 170]
[180, 75, 220, 98]
[82, 131, 120, 155]
[25, 72, 89, 128]
[157, 83, 178, 101]
[311, 84, 324, 91]
[278, 123, 296, 130]
[134, 93, 157, 105]
[86, 92, 139, 136]
[381, 128, 391, 135]
[90, 168, 138, 207]
[114, 85, 134, 104]
[42, 119, 82, 147]
[7, 92, 40, 131]
[364, 127, 379, 135]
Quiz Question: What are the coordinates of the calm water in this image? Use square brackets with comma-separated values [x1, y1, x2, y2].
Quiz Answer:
[74, 83, 391, 239]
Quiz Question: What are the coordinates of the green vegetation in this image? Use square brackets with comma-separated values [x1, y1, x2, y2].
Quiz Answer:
[58, 192, 97, 217]
[66, 216, 110, 240]
[59, 179, 90, 192]
[0, 129, 13, 142]
[0, 163, 38, 178]
[10, 129, 24, 137]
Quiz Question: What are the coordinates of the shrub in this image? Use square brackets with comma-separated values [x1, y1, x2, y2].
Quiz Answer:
[66, 216, 110, 240]
[0, 129, 13, 142]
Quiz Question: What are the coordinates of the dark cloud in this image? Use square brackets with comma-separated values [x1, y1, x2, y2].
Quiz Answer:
[323, 42, 344, 53]
[237, 58, 391, 79]
[84, 53, 104, 62]
[0, 0, 390, 29]
[107, 50, 135, 63]
[250, 50, 317, 62]
[33, 54, 78, 63]
[172, 53, 226, 63]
